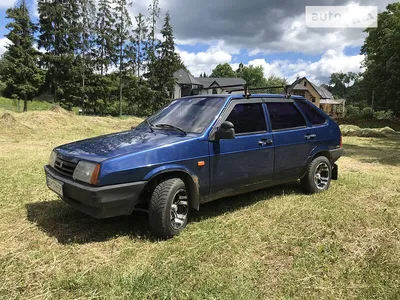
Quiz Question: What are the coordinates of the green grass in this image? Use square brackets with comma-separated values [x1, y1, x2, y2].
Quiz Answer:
[0, 109, 399, 299]
[0, 96, 56, 112]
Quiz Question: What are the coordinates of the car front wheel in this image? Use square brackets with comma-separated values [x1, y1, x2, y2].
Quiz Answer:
[301, 156, 332, 194]
[149, 178, 189, 239]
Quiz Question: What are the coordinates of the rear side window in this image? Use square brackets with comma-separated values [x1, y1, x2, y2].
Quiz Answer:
[226, 103, 266, 134]
[297, 101, 327, 126]
[266, 102, 306, 131]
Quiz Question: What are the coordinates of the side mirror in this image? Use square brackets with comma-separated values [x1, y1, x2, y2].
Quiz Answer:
[215, 121, 235, 140]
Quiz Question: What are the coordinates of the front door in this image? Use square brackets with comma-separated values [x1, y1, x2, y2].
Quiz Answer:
[209, 99, 274, 197]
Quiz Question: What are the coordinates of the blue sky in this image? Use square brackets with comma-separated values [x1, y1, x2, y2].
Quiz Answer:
[0, 0, 395, 85]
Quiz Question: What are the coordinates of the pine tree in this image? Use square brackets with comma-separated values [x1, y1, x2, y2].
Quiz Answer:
[4, 0, 44, 112]
[148, 0, 160, 57]
[113, 0, 133, 116]
[38, 0, 79, 106]
[153, 11, 180, 110]
[78, 0, 96, 109]
[145, 0, 161, 97]
[96, 0, 116, 76]
[133, 13, 149, 79]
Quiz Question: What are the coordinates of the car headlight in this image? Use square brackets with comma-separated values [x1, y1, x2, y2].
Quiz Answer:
[48, 151, 57, 168]
[73, 161, 100, 184]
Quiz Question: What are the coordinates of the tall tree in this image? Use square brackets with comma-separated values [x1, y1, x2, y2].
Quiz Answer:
[148, 0, 160, 57]
[210, 63, 236, 78]
[236, 65, 266, 87]
[145, 0, 161, 104]
[133, 13, 149, 78]
[114, 0, 133, 116]
[38, 0, 79, 105]
[361, 2, 400, 112]
[3, 0, 44, 111]
[78, 0, 96, 108]
[155, 11, 180, 105]
[96, 0, 116, 76]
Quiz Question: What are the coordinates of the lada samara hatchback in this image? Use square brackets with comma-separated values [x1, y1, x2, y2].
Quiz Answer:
[45, 94, 343, 239]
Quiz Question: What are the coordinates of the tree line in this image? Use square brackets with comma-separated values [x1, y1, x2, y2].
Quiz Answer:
[0, 0, 182, 116]
[327, 3, 400, 115]
[207, 62, 288, 93]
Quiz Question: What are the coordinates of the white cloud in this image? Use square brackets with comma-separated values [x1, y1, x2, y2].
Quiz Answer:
[244, 59, 286, 78]
[177, 41, 233, 77]
[0, 0, 16, 9]
[0, 38, 10, 56]
[287, 49, 365, 84]
[178, 38, 365, 84]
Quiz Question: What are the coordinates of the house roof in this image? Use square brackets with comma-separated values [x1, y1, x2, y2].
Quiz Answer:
[320, 98, 345, 105]
[288, 77, 333, 100]
[174, 69, 202, 86]
[195, 77, 246, 89]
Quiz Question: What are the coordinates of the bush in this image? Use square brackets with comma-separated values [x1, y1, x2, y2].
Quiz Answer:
[345, 105, 360, 118]
[360, 107, 373, 118]
[373, 110, 394, 120]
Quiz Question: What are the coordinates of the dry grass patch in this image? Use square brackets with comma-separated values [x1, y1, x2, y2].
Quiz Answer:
[0, 111, 399, 299]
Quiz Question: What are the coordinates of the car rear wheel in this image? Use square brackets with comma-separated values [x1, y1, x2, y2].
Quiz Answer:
[301, 156, 332, 194]
[149, 178, 189, 239]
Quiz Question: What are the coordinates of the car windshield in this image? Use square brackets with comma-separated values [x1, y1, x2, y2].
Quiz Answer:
[146, 97, 226, 134]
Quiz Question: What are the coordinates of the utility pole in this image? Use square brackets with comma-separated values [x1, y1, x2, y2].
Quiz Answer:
[371, 89, 375, 112]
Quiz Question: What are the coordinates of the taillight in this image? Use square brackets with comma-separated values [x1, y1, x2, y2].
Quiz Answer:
[340, 135, 343, 148]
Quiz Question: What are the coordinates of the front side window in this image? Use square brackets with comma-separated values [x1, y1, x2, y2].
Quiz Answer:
[147, 97, 225, 133]
[266, 102, 306, 131]
[297, 101, 327, 126]
[226, 103, 266, 134]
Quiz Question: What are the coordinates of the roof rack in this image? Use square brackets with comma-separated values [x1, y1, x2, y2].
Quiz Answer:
[180, 83, 293, 99]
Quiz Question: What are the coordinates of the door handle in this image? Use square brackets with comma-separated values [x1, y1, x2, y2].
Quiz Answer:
[259, 139, 273, 146]
[304, 134, 317, 140]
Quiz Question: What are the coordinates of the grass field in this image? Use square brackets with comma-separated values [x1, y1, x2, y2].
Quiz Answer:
[0, 109, 399, 299]
[0, 97, 56, 112]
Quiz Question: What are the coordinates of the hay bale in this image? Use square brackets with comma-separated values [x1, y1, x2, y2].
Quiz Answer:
[340, 124, 361, 136]
[379, 126, 396, 135]
[355, 128, 387, 138]
[0, 112, 16, 123]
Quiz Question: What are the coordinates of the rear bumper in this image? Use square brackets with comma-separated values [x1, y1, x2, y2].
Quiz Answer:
[44, 165, 147, 218]
[330, 147, 344, 163]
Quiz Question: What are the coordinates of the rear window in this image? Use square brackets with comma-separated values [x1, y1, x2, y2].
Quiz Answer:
[266, 102, 306, 131]
[297, 101, 327, 126]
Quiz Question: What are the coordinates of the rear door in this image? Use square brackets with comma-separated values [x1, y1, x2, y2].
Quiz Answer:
[209, 98, 274, 196]
[265, 100, 313, 180]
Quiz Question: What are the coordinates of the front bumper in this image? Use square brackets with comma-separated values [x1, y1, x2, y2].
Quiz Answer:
[330, 147, 344, 163]
[44, 165, 147, 218]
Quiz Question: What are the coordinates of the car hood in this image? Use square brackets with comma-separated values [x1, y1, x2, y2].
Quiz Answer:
[55, 128, 197, 162]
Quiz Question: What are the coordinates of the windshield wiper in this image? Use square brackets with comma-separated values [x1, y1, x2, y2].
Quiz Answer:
[146, 119, 155, 132]
[155, 124, 187, 135]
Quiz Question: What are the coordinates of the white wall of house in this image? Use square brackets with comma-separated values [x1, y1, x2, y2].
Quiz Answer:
[173, 83, 181, 99]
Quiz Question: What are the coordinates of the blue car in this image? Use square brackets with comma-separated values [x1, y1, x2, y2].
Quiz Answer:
[45, 94, 343, 239]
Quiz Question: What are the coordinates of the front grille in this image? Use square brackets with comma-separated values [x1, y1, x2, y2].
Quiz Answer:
[54, 157, 77, 177]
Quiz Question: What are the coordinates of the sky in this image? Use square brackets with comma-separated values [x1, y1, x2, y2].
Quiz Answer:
[0, 0, 396, 85]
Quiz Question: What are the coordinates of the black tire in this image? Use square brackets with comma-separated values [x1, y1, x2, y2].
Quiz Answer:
[149, 178, 189, 239]
[301, 156, 332, 194]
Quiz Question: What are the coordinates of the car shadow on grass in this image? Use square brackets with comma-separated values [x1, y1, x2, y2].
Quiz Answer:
[190, 182, 301, 222]
[26, 182, 302, 244]
[26, 200, 154, 244]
